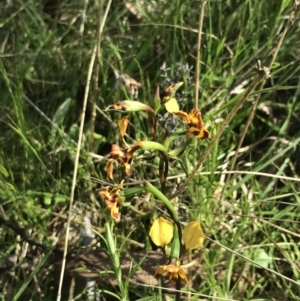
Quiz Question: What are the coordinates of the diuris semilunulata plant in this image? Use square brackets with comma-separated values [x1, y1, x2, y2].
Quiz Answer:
[98, 61, 270, 298]
[99, 82, 207, 290]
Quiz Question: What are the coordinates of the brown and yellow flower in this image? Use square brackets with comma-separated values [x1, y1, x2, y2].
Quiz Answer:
[159, 82, 183, 101]
[154, 260, 188, 284]
[99, 180, 124, 222]
[175, 108, 209, 139]
[160, 82, 183, 113]
[109, 141, 142, 176]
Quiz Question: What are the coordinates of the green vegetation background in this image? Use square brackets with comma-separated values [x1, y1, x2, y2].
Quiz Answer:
[1, 0, 300, 300]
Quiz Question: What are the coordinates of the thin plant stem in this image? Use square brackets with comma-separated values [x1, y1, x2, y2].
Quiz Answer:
[79, 0, 90, 36]
[56, 43, 96, 301]
[194, 0, 207, 109]
[55, 1, 112, 299]
[219, 3, 298, 203]
[205, 236, 300, 287]
[175, 278, 181, 301]
[90, 0, 103, 151]
[187, 2, 207, 301]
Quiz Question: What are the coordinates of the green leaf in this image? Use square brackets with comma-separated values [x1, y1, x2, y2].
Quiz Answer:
[52, 98, 73, 137]
[251, 248, 272, 268]
[44, 196, 52, 205]
[123, 186, 145, 198]
[54, 195, 68, 204]
[53, 98, 72, 125]
[0, 164, 9, 177]
[168, 137, 193, 158]
[153, 86, 161, 114]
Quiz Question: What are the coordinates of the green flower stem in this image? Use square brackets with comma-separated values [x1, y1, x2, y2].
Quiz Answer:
[127, 204, 147, 216]
[170, 223, 181, 259]
[141, 142, 169, 191]
[168, 137, 193, 158]
[144, 181, 184, 257]
[144, 181, 178, 222]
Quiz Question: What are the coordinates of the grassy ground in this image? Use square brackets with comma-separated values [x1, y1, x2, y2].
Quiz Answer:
[1, 0, 300, 300]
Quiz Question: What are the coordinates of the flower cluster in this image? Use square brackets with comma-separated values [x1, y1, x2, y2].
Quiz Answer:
[107, 141, 142, 179]
[154, 261, 188, 283]
[99, 181, 124, 222]
[99, 81, 208, 285]
[175, 109, 209, 139]
[149, 217, 204, 283]
[160, 82, 210, 139]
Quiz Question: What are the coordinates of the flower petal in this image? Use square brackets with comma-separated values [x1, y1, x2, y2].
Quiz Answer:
[189, 126, 210, 139]
[110, 144, 127, 160]
[124, 163, 131, 175]
[111, 206, 121, 222]
[177, 268, 189, 283]
[118, 115, 129, 137]
[163, 97, 179, 113]
[174, 111, 190, 122]
[149, 217, 174, 247]
[106, 159, 114, 180]
[99, 187, 110, 199]
[154, 266, 165, 279]
[182, 221, 204, 251]
[188, 109, 202, 127]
